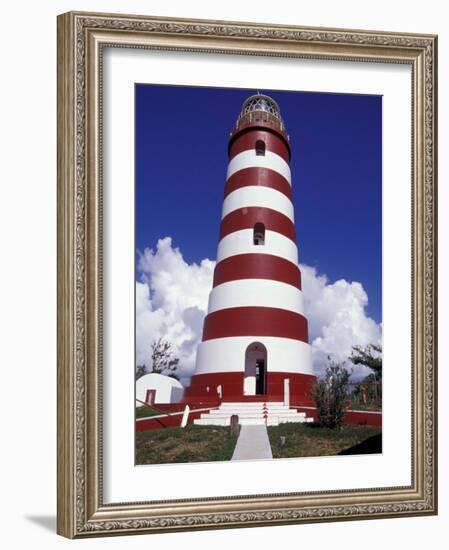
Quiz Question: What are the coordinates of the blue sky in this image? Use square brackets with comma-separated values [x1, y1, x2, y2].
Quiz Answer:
[135, 84, 382, 323]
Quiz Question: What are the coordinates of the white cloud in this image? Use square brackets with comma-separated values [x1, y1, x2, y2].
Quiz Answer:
[300, 264, 382, 378]
[136, 237, 215, 383]
[136, 238, 382, 384]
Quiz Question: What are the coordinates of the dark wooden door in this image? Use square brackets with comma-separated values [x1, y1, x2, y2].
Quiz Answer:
[255, 359, 266, 394]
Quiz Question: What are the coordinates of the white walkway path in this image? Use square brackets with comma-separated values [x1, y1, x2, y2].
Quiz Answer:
[231, 425, 273, 461]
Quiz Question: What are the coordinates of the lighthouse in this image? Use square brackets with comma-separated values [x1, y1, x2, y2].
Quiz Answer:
[185, 94, 315, 414]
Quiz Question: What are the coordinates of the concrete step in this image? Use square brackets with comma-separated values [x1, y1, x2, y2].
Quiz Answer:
[220, 403, 298, 411]
[219, 402, 284, 408]
[193, 401, 313, 426]
[204, 411, 306, 419]
[218, 405, 301, 411]
[206, 408, 306, 414]
[205, 413, 268, 420]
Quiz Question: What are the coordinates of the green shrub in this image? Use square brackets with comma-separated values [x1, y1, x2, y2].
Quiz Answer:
[312, 360, 351, 428]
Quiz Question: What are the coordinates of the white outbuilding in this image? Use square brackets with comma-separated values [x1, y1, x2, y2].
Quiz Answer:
[136, 373, 184, 407]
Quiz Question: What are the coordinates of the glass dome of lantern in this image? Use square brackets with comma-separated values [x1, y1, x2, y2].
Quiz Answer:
[235, 93, 286, 134]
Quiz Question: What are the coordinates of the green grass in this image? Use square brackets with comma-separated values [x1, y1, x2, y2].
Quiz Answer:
[135, 405, 162, 418]
[268, 423, 381, 459]
[136, 425, 239, 465]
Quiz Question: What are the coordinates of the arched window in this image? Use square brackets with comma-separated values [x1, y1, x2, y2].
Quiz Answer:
[253, 222, 265, 246]
[255, 139, 266, 156]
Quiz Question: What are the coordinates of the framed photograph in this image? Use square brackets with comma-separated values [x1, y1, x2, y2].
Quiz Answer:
[57, 11, 438, 538]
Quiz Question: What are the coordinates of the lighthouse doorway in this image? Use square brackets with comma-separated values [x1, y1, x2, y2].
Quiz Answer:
[244, 342, 267, 396]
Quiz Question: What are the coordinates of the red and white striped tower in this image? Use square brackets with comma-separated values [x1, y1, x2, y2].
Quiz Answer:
[185, 94, 315, 406]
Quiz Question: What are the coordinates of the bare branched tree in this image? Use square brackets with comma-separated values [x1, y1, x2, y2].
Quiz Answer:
[150, 337, 180, 379]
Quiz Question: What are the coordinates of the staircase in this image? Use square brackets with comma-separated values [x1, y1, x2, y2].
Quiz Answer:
[193, 401, 313, 427]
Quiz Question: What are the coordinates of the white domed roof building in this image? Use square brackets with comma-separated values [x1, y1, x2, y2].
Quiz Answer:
[136, 373, 184, 406]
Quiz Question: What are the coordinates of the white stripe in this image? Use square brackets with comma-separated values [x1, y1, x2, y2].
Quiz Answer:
[207, 279, 304, 315]
[216, 229, 298, 264]
[195, 337, 312, 375]
[222, 186, 294, 221]
[227, 150, 291, 184]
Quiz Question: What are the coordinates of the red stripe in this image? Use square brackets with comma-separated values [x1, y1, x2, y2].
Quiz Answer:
[229, 130, 290, 162]
[184, 371, 316, 406]
[220, 207, 296, 242]
[213, 254, 301, 289]
[225, 167, 292, 200]
[202, 307, 309, 342]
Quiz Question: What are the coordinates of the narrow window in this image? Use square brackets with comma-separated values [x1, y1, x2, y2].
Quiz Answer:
[255, 139, 266, 156]
[253, 223, 265, 246]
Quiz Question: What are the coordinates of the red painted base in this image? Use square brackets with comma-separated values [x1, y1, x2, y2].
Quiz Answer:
[183, 371, 316, 406]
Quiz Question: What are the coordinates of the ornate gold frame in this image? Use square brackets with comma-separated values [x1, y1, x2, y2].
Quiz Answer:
[57, 11, 438, 538]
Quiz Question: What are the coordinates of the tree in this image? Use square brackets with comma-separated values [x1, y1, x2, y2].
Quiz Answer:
[150, 337, 180, 377]
[312, 360, 351, 428]
[135, 364, 147, 380]
[349, 344, 382, 380]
